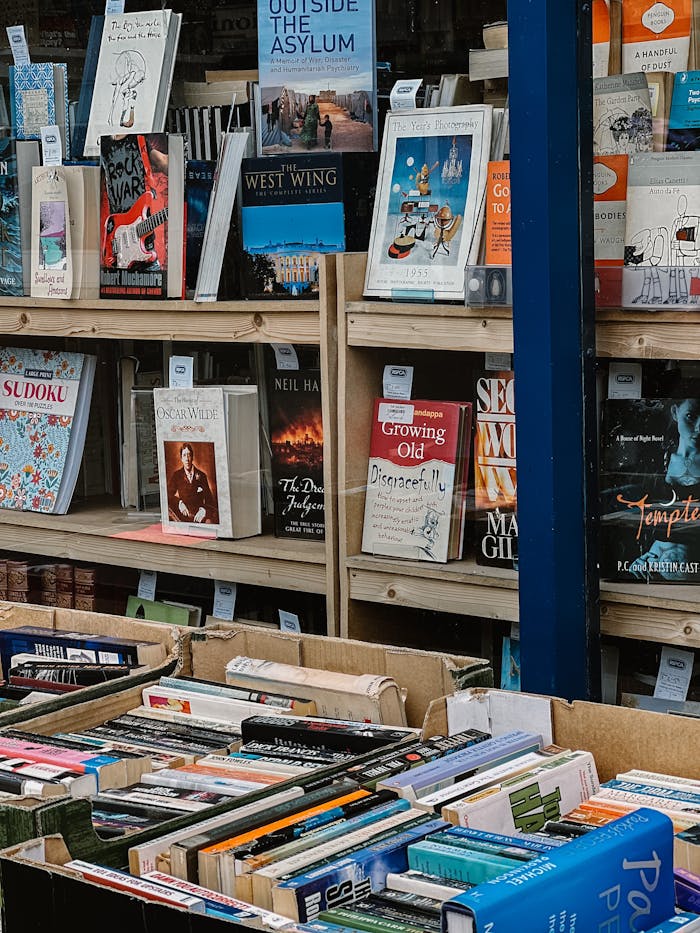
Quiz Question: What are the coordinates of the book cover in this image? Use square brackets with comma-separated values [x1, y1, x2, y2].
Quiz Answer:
[185, 159, 216, 295]
[593, 0, 611, 78]
[0, 138, 22, 296]
[600, 397, 700, 582]
[0, 347, 95, 515]
[30, 166, 73, 300]
[84, 10, 181, 159]
[266, 363, 325, 540]
[622, 0, 691, 74]
[667, 70, 700, 150]
[647, 71, 675, 150]
[153, 386, 233, 538]
[256, 0, 376, 154]
[593, 154, 628, 306]
[444, 809, 674, 933]
[10, 63, 69, 158]
[483, 161, 511, 265]
[71, 14, 104, 160]
[361, 398, 471, 563]
[474, 371, 517, 569]
[623, 151, 700, 307]
[241, 154, 344, 299]
[593, 73, 653, 155]
[100, 133, 169, 299]
[364, 107, 492, 301]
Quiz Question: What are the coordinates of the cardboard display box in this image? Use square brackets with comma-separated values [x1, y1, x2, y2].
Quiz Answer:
[3, 688, 700, 933]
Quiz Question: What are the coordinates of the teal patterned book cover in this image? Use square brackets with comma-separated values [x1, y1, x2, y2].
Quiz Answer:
[10, 63, 70, 158]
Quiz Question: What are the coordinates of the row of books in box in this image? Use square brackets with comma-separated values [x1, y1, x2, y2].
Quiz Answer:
[2, 669, 700, 932]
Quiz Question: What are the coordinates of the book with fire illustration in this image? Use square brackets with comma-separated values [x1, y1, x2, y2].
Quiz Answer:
[266, 361, 325, 540]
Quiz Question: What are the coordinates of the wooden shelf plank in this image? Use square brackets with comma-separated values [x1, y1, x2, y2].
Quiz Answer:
[0, 503, 327, 594]
[0, 302, 321, 345]
[601, 582, 700, 647]
[346, 311, 514, 352]
[346, 300, 513, 320]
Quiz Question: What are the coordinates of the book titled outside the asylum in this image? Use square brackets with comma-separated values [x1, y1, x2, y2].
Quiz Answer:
[364, 107, 492, 302]
[241, 154, 344, 299]
[362, 399, 472, 563]
[256, 0, 376, 154]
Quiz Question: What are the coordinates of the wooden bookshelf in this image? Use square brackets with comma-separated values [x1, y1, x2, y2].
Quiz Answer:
[0, 257, 340, 632]
[596, 308, 700, 360]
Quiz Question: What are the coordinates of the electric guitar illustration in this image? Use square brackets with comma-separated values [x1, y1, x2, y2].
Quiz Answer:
[102, 189, 168, 269]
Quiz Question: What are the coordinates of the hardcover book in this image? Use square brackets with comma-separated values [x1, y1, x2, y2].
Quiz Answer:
[364, 107, 492, 301]
[622, 0, 691, 75]
[593, 154, 628, 305]
[361, 398, 472, 563]
[84, 9, 182, 159]
[0, 138, 22, 296]
[266, 362, 325, 540]
[623, 151, 700, 307]
[593, 73, 653, 155]
[10, 63, 69, 158]
[256, 0, 376, 154]
[30, 166, 73, 300]
[600, 397, 700, 582]
[241, 154, 344, 299]
[474, 371, 517, 569]
[0, 347, 96, 514]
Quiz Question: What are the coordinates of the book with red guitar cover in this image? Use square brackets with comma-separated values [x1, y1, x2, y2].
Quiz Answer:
[99, 133, 170, 299]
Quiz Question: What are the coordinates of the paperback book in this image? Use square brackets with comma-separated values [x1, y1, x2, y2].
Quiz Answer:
[667, 70, 700, 151]
[9, 63, 69, 158]
[364, 106, 492, 301]
[622, 0, 691, 75]
[0, 138, 22, 296]
[593, 154, 628, 306]
[593, 73, 653, 156]
[30, 166, 72, 300]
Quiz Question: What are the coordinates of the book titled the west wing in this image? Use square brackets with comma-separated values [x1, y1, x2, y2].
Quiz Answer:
[30, 166, 73, 300]
[364, 106, 492, 301]
[256, 0, 376, 155]
[623, 151, 700, 307]
[84, 9, 182, 159]
[0, 347, 96, 514]
[0, 138, 23, 296]
[622, 0, 691, 75]
[593, 73, 653, 155]
[241, 154, 344, 299]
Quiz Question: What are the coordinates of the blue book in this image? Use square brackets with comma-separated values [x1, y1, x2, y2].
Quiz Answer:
[605, 779, 700, 806]
[427, 832, 540, 863]
[408, 839, 520, 885]
[0, 138, 23, 296]
[10, 63, 70, 158]
[442, 808, 675, 933]
[647, 913, 700, 931]
[668, 71, 700, 152]
[71, 15, 104, 159]
[439, 826, 558, 855]
[185, 159, 215, 293]
[376, 731, 543, 796]
[272, 817, 448, 922]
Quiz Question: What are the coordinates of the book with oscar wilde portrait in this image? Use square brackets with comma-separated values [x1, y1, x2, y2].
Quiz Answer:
[362, 398, 472, 563]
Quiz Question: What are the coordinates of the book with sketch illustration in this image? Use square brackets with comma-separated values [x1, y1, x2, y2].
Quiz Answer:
[84, 10, 182, 159]
[593, 73, 653, 156]
[623, 151, 700, 308]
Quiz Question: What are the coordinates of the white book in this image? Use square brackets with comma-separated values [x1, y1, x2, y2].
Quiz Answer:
[30, 166, 73, 299]
[386, 870, 468, 902]
[140, 769, 266, 795]
[141, 684, 292, 726]
[593, 73, 652, 156]
[84, 10, 182, 158]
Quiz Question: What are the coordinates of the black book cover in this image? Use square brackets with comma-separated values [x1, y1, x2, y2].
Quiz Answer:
[266, 356, 325, 540]
[600, 398, 700, 582]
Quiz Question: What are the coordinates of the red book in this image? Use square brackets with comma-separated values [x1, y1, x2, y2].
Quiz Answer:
[361, 399, 472, 563]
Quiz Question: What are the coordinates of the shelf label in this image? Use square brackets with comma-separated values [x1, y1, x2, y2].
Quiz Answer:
[40, 126, 62, 167]
[278, 610, 301, 633]
[607, 361, 642, 399]
[105, 0, 126, 12]
[485, 352, 512, 371]
[272, 344, 299, 371]
[213, 581, 237, 621]
[654, 645, 694, 702]
[383, 364, 413, 400]
[168, 355, 194, 388]
[6, 26, 30, 66]
[137, 570, 157, 601]
[389, 78, 422, 111]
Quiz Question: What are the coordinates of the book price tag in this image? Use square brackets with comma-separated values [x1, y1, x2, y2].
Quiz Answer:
[607, 361, 642, 399]
[383, 364, 413, 400]
[278, 610, 301, 633]
[168, 355, 194, 388]
[485, 352, 512, 371]
[653, 645, 694, 702]
[105, 0, 126, 12]
[137, 569, 157, 601]
[272, 344, 299, 371]
[40, 126, 62, 167]
[389, 79, 422, 111]
[377, 401, 414, 424]
[213, 581, 237, 621]
[6, 26, 30, 66]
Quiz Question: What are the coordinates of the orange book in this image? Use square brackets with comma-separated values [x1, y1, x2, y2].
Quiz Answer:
[593, 154, 628, 308]
[622, 0, 691, 74]
[199, 788, 370, 855]
[484, 160, 511, 265]
[169, 764, 287, 785]
[593, 0, 611, 77]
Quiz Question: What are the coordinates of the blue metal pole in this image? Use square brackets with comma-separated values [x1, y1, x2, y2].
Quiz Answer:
[508, 0, 601, 699]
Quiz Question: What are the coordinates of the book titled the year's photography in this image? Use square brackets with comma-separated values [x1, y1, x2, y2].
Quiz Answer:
[364, 106, 492, 302]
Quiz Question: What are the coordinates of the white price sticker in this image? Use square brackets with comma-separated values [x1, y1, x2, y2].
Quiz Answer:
[383, 364, 413, 400]
[389, 79, 422, 111]
[377, 401, 414, 424]
[40, 126, 62, 166]
[654, 646, 694, 702]
[169, 355, 194, 388]
[213, 581, 237, 621]
[137, 570, 157, 601]
[6, 26, 30, 66]
[278, 610, 301, 633]
[272, 344, 299, 371]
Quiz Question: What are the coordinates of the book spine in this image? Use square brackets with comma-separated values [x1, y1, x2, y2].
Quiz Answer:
[241, 716, 414, 753]
[66, 860, 205, 910]
[0, 738, 118, 778]
[407, 839, 520, 885]
[606, 779, 700, 806]
[159, 676, 314, 712]
[439, 825, 556, 854]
